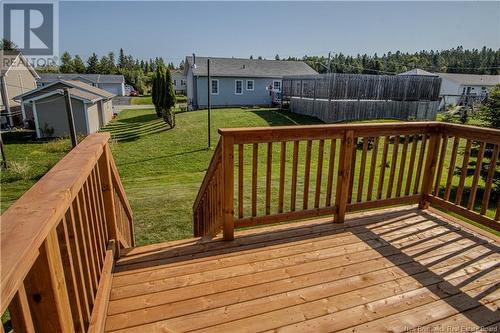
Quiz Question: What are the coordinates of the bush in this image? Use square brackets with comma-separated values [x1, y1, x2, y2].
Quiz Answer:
[9, 160, 31, 181]
[176, 95, 187, 103]
[43, 138, 72, 153]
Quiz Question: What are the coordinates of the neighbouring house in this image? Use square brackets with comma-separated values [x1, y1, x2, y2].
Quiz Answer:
[0, 51, 40, 128]
[14, 79, 114, 138]
[184, 56, 317, 109]
[399, 68, 500, 107]
[38, 73, 126, 96]
[171, 69, 187, 95]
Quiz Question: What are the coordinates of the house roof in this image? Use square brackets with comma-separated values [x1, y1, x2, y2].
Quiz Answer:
[185, 56, 317, 78]
[38, 73, 125, 84]
[436, 73, 500, 86]
[398, 68, 437, 76]
[0, 51, 40, 79]
[14, 79, 114, 102]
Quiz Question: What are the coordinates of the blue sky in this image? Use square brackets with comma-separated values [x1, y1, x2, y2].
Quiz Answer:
[60, 1, 500, 65]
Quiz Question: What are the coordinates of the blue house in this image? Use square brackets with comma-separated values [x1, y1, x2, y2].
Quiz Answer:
[184, 56, 317, 109]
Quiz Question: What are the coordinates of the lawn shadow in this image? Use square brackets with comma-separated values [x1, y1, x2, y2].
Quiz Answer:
[249, 109, 323, 126]
[117, 113, 159, 124]
[116, 148, 207, 166]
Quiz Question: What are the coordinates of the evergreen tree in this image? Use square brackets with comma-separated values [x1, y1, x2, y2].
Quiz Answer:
[73, 55, 86, 73]
[60, 52, 74, 73]
[118, 48, 126, 68]
[275, 54, 280, 60]
[0, 39, 17, 50]
[86, 53, 99, 73]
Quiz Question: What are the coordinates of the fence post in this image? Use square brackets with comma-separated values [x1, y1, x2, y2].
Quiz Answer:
[24, 229, 75, 333]
[419, 127, 441, 209]
[334, 129, 355, 223]
[98, 142, 120, 258]
[222, 134, 235, 240]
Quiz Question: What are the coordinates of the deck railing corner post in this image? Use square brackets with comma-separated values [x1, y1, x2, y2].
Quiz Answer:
[222, 134, 235, 240]
[334, 129, 355, 223]
[418, 125, 442, 210]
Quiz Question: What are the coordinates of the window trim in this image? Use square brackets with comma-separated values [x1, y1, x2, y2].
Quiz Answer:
[246, 80, 254, 91]
[211, 79, 219, 95]
[235, 79, 243, 95]
[273, 80, 281, 91]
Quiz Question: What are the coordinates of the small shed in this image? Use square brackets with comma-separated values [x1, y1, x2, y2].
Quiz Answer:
[14, 80, 114, 138]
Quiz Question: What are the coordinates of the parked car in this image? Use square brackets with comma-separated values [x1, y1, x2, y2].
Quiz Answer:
[129, 90, 139, 97]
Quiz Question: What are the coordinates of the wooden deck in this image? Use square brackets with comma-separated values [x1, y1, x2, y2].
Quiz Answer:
[104, 206, 500, 333]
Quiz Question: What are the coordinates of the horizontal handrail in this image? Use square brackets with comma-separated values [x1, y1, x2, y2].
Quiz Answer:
[194, 122, 500, 240]
[1, 133, 135, 332]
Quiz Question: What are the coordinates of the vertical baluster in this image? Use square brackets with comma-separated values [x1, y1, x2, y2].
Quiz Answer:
[467, 141, 486, 210]
[396, 135, 409, 198]
[366, 137, 379, 201]
[56, 217, 85, 332]
[84, 181, 103, 272]
[73, 198, 97, 300]
[481, 144, 499, 215]
[455, 139, 472, 205]
[347, 137, 358, 203]
[290, 141, 299, 211]
[414, 134, 428, 194]
[444, 137, 460, 201]
[78, 190, 100, 291]
[9, 284, 36, 333]
[356, 137, 368, 202]
[405, 134, 418, 196]
[433, 135, 448, 196]
[325, 139, 337, 207]
[278, 141, 286, 213]
[94, 167, 109, 241]
[377, 136, 390, 199]
[89, 171, 106, 264]
[386, 135, 400, 199]
[265, 142, 273, 215]
[303, 140, 313, 210]
[314, 139, 325, 208]
[251, 143, 258, 217]
[238, 144, 244, 219]
[419, 131, 441, 209]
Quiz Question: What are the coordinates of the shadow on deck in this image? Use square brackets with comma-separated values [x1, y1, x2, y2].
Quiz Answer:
[105, 206, 500, 332]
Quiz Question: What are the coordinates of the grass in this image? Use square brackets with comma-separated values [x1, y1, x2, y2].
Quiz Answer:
[1, 109, 498, 246]
[130, 95, 152, 105]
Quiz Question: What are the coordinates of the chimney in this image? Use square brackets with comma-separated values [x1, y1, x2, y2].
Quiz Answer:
[192, 53, 197, 69]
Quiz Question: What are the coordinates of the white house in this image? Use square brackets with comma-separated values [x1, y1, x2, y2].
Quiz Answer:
[171, 70, 187, 95]
[399, 69, 500, 107]
[38, 74, 126, 96]
[14, 80, 114, 138]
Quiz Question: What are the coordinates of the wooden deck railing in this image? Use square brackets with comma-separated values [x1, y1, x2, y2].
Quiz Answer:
[193, 122, 500, 240]
[1, 132, 134, 333]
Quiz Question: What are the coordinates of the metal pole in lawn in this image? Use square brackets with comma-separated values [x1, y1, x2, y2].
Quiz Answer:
[63, 88, 78, 148]
[207, 58, 211, 149]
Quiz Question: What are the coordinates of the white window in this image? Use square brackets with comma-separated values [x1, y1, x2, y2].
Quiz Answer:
[211, 79, 219, 95]
[235, 80, 243, 95]
[181, 80, 186, 86]
[273, 80, 281, 91]
[246, 80, 254, 91]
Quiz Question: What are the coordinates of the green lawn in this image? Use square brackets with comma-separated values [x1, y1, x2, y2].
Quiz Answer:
[130, 95, 152, 105]
[1, 108, 498, 246]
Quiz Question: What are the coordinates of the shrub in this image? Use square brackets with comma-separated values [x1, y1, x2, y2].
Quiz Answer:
[9, 160, 31, 181]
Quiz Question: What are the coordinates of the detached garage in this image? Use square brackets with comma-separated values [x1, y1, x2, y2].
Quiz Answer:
[14, 80, 114, 138]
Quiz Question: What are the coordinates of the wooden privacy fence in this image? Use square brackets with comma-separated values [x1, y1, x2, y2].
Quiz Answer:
[281, 73, 442, 122]
[193, 122, 500, 240]
[1, 133, 134, 333]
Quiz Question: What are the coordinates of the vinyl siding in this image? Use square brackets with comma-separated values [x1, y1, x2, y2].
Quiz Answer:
[35, 96, 88, 137]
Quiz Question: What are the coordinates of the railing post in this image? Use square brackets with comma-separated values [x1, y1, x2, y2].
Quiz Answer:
[98, 143, 120, 258]
[23, 228, 75, 333]
[334, 130, 355, 223]
[222, 134, 235, 240]
[419, 126, 441, 209]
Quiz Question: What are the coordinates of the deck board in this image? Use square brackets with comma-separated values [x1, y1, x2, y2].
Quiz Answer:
[105, 206, 500, 332]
